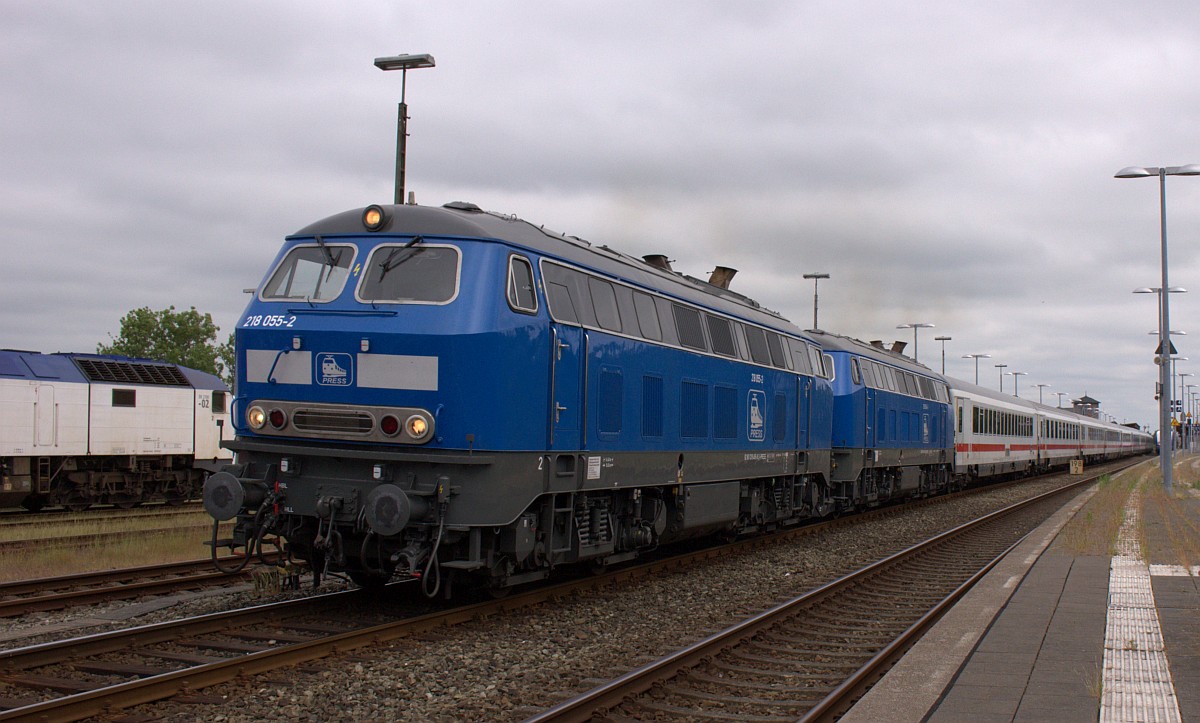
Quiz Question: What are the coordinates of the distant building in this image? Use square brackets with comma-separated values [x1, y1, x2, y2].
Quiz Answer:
[1073, 395, 1100, 419]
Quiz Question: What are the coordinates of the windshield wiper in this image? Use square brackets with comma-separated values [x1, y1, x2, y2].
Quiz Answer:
[377, 235, 424, 281]
[314, 235, 343, 285]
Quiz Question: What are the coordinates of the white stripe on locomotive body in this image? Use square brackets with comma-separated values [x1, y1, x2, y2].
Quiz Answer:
[244, 349, 313, 385]
[353, 354, 439, 391]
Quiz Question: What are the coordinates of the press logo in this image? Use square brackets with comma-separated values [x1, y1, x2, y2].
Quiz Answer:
[316, 353, 353, 387]
[748, 390, 766, 442]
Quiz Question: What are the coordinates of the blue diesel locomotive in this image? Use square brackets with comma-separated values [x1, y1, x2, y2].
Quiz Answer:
[205, 202, 837, 595]
[205, 201, 1151, 596]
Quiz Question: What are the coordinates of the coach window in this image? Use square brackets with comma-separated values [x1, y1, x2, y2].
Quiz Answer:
[744, 326, 772, 365]
[542, 263, 597, 326]
[823, 354, 835, 381]
[589, 277, 622, 331]
[545, 282, 578, 323]
[262, 243, 355, 302]
[850, 358, 862, 385]
[506, 256, 537, 314]
[359, 244, 460, 304]
[706, 315, 737, 357]
[788, 339, 813, 375]
[112, 389, 136, 407]
[632, 291, 662, 341]
[673, 304, 708, 351]
[766, 332, 789, 369]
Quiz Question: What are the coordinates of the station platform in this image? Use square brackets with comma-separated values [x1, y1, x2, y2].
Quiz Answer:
[842, 461, 1200, 723]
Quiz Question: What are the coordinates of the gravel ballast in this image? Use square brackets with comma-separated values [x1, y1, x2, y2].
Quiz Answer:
[4, 473, 1121, 722]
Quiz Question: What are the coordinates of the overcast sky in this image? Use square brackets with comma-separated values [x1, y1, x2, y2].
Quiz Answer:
[4, 1, 1200, 430]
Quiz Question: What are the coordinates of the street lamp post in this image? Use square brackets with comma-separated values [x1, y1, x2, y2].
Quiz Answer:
[897, 323, 934, 363]
[1116, 163, 1200, 492]
[995, 363, 1008, 393]
[1034, 383, 1050, 404]
[962, 353, 991, 385]
[934, 336, 952, 374]
[1054, 391, 1067, 408]
[1008, 371, 1027, 397]
[803, 273, 830, 330]
[375, 52, 437, 205]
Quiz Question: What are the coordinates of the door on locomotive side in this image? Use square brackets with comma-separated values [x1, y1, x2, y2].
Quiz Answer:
[548, 323, 585, 450]
[795, 375, 811, 450]
[34, 384, 56, 448]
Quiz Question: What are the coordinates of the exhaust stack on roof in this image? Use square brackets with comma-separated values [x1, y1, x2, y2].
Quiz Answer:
[642, 254, 673, 272]
[707, 266, 737, 290]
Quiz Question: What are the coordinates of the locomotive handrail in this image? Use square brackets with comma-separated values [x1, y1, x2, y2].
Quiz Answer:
[265, 348, 290, 385]
[284, 308, 398, 316]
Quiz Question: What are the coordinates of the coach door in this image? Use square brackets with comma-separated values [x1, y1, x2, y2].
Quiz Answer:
[549, 324, 586, 450]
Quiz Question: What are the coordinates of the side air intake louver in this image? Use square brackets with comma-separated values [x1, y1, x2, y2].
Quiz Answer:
[73, 358, 190, 386]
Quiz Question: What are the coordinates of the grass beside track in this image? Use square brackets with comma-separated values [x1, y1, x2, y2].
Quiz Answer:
[0, 509, 225, 582]
[1060, 454, 1200, 564]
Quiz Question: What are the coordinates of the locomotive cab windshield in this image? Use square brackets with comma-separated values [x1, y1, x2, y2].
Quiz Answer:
[261, 243, 355, 301]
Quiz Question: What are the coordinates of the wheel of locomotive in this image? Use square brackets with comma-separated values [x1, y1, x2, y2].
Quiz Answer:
[347, 570, 390, 592]
[113, 495, 139, 509]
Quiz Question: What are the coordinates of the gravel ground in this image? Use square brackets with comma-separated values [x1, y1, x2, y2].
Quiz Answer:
[48, 474, 1095, 723]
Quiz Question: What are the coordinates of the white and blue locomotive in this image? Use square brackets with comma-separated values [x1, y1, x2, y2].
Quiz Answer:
[205, 202, 1151, 595]
[1, 350, 233, 511]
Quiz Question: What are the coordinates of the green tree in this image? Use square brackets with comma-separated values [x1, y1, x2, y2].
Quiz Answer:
[98, 306, 232, 387]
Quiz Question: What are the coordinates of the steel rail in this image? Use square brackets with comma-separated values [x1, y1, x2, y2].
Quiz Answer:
[0, 524, 220, 553]
[524, 463, 1139, 722]
[0, 459, 1143, 721]
[0, 557, 273, 619]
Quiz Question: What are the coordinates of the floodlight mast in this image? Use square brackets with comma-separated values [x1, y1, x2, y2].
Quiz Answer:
[375, 53, 437, 205]
[1116, 163, 1200, 493]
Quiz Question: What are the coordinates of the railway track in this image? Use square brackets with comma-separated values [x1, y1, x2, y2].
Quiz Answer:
[0, 464, 1133, 721]
[0, 557, 274, 619]
[0, 525, 220, 554]
[0, 504, 204, 530]
[525, 467, 1125, 722]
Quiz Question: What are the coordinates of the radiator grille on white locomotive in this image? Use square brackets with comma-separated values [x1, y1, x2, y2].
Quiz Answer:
[73, 358, 191, 386]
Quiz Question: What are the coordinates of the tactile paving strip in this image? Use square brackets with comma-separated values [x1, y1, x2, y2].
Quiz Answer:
[1100, 502, 1182, 722]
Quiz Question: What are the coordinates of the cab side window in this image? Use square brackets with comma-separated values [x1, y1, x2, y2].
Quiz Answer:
[507, 256, 538, 314]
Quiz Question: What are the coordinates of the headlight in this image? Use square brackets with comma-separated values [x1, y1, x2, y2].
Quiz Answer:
[406, 414, 431, 441]
[247, 405, 266, 429]
[362, 204, 387, 231]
